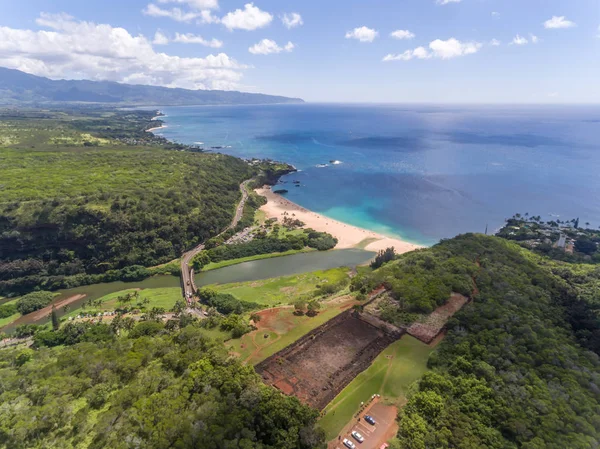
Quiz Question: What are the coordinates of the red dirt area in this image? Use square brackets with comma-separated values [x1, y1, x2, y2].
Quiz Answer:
[330, 400, 398, 449]
[407, 293, 468, 344]
[256, 311, 399, 410]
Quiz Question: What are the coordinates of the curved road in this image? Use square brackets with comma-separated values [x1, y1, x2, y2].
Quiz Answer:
[181, 180, 251, 299]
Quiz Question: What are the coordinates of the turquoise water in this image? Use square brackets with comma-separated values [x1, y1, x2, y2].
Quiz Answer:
[157, 104, 600, 246]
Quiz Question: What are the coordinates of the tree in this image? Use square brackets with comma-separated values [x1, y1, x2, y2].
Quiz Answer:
[250, 312, 262, 324]
[574, 237, 597, 255]
[50, 305, 60, 331]
[371, 247, 396, 269]
[293, 299, 307, 315]
[306, 300, 321, 317]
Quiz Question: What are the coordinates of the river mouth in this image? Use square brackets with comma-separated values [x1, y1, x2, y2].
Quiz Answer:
[3, 249, 374, 332]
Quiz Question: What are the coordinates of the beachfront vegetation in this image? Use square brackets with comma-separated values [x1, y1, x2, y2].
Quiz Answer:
[0, 325, 324, 448]
[191, 229, 338, 271]
[15, 291, 55, 314]
[497, 214, 600, 263]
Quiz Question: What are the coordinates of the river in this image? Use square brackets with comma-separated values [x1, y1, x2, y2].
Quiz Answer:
[3, 249, 374, 331]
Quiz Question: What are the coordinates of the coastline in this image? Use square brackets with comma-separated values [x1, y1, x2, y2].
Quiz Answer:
[255, 187, 423, 254]
[146, 124, 167, 133]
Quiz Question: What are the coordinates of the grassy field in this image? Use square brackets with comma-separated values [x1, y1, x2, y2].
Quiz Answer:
[63, 287, 182, 319]
[211, 267, 349, 307]
[318, 336, 434, 440]
[226, 297, 357, 365]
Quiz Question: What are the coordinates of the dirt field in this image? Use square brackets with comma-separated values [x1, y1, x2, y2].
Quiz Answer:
[329, 401, 398, 449]
[407, 293, 468, 343]
[255, 310, 401, 410]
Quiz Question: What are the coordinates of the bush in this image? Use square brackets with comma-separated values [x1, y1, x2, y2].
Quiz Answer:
[129, 321, 165, 338]
[0, 303, 17, 318]
[16, 291, 54, 314]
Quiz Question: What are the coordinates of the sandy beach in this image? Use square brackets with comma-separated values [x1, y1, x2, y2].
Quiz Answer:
[255, 188, 423, 254]
[146, 125, 167, 133]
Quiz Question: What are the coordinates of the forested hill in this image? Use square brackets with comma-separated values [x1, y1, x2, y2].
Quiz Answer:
[0, 109, 293, 296]
[353, 234, 600, 449]
[0, 67, 303, 106]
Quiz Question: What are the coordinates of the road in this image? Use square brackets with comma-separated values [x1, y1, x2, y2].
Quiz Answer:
[180, 180, 252, 300]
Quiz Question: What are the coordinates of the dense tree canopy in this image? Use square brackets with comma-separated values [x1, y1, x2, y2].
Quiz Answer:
[0, 326, 325, 449]
[371, 235, 600, 449]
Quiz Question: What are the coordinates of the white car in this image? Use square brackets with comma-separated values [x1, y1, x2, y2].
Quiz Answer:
[351, 431, 364, 443]
[343, 438, 356, 449]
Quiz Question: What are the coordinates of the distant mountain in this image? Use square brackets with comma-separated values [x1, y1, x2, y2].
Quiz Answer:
[0, 67, 303, 106]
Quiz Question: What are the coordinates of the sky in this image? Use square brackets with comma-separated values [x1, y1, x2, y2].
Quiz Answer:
[1, 0, 599, 103]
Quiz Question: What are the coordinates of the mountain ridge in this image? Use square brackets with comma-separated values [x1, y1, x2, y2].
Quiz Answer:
[0, 67, 304, 106]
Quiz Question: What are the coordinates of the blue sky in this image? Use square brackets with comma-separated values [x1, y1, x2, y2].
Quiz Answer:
[1, 0, 598, 103]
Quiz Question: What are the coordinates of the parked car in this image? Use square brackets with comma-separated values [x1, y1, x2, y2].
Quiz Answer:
[343, 438, 356, 449]
[364, 415, 376, 425]
[351, 430, 364, 443]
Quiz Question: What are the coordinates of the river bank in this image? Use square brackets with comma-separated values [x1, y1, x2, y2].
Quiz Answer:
[255, 188, 423, 254]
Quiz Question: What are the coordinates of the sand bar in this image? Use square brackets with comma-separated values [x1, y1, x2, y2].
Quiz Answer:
[255, 188, 423, 254]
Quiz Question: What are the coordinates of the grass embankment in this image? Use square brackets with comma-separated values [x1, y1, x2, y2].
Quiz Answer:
[226, 297, 357, 365]
[211, 267, 349, 307]
[0, 298, 20, 328]
[319, 336, 433, 440]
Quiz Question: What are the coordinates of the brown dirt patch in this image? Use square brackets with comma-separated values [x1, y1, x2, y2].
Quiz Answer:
[256, 310, 401, 410]
[407, 293, 468, 344]
[11, 294, 87, 326]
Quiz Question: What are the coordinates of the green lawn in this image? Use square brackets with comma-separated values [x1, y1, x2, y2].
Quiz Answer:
[0, 313, 21, 328]
[227, 297, 357, 365]
[319, 336, 433, 440]
[63, 287, 182, 319]
[212, 267, 349, 307]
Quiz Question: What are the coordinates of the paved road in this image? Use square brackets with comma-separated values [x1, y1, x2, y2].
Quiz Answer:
[180, 180, 252, 299]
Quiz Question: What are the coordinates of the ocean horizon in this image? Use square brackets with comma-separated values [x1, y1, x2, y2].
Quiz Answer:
[156, 103, 600, 247]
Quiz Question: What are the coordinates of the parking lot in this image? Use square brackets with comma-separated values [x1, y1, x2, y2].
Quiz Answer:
[330, 402, 398, 449]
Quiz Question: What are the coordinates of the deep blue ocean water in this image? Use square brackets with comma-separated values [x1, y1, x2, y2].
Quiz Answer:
[156, 104, 600, 246]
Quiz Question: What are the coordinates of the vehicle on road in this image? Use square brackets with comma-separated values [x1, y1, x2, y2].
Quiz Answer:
[364, 415, 376, 425]
[343, 438, 356, 449]
[351, 431, 364, 443]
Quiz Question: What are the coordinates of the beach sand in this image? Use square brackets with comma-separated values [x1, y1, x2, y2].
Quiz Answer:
[255, 188, 423, 254]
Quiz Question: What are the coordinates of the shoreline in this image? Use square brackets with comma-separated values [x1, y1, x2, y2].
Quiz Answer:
[146, 124, 167, 133]
[255, 187, 423, 254]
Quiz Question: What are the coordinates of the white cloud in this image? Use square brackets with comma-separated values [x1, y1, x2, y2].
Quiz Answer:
[390, 29, 415, 40]
[143, 4, 202, 22]
[157, 0, 219, 9]
[492, 11, 500, 17]
[153, 30, 169, 45]
[511, 34, 528, 45]
[281, 12, 303, 29]
[345, 26, 378, 43]
[383, 46, 430, 61]
[221, 3, 273, 31]
[544, 16, 576, 29]
[530, 34, 539, 44]
[1, 13, 247, 90]
[248, 39, 294, 55]
[436, 0, 461, 5]
[490, 38, 501, 46]
[383, 37, 481, 61]
[174, 32, 223, 47]
[429, 38, 481, 58]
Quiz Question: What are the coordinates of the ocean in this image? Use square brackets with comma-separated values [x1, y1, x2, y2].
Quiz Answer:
[156, 104, 600, 246]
